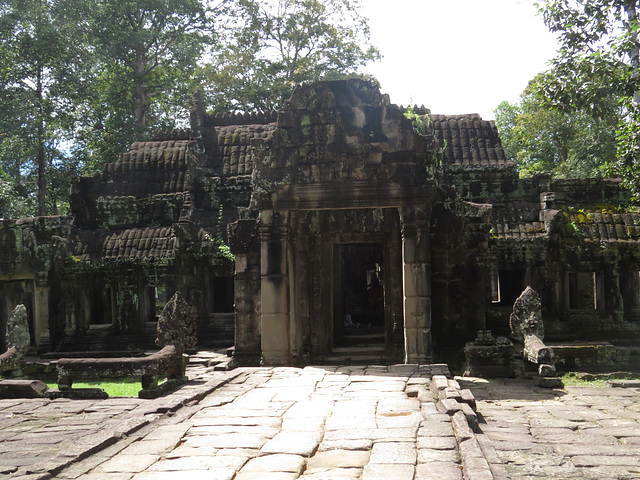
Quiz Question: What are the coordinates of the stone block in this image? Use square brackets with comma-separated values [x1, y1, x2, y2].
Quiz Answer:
[417, 386, 433, 403]
[363, 463, 415, 480]
[440, 387, 461, 402]
[369, 442, 416, 464]
[447, 379, 461, 390]
[261, 431, 322, 457]
[431, 375, 449, 394]
[437, 398, 462, 415]
[535, 376, 564, 389]
[538, 363, 556, 377]
[459, 389, 476, 410]
[306, 450, 370, 469]
[451, 411, 474, 442]
[260, 278, 289, 314]
[0, 379, 48, 398]
[460, 403, 479, 432]
[47, 387, 109, 399]
[241, 454, 305, 473]
[415, 462, 463, 480]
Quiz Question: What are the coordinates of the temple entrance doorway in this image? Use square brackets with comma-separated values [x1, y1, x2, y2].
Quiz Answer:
[333, 243, 386, 353]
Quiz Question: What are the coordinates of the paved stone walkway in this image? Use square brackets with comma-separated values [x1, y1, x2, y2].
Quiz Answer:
[3, 361, 640, 480]
[0, 355, 241, 479]
[50, 364, 457, 480]
[458, 377, 640, 480]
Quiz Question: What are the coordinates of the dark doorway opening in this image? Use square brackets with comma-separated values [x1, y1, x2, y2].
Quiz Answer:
[333, 243, 385, 349]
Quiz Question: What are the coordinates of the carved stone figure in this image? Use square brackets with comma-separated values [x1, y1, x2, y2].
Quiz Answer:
[6, 305, 30, 356]
[156, 291, 197, 352]
[0, 304, 31, 375]
[509, 287, 563, 387]
[509, 286, 544, 342]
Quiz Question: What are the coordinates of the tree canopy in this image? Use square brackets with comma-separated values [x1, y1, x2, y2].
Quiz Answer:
[534, 0, 640, 197]
[0, 0, 91, 215]
[204, 0, 381, 113]
[0, 0, 380, 218]
[494, 76, 619, 178]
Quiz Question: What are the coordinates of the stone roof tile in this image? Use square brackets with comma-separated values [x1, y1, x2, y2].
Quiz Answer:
[74, 227, 178, 261]
[491, 203, 549, 241]
[215, 123, 275, 177]
[430, 114, 513, 169]
[100, 140, 196, 196]
[568, 210, 640, 242]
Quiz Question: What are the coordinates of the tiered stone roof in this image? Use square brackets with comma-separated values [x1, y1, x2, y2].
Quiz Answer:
[73, 227, 178, 261]
[216, 123, 276, 177]
[430, 114, 512, 169]
[99, 140, 196, 196]
[567, 210, 640, 243]
[490, 203, 548, 241]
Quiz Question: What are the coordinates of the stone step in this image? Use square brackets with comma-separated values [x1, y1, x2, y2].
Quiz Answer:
[322, 344, 393, 365]
[320, 354, 396, 365]
[331, 345, 386, 354]
[342, 332, 385, 343]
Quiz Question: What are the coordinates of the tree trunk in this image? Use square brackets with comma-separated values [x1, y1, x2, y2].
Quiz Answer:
[135, 80, 147, 134]
[625, 0, 640, 104]
[134, 38, 147, 138]
[36, 65, 47, 217]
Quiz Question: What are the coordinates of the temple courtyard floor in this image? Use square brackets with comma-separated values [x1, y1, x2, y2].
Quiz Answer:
[1, 353, 640, 480]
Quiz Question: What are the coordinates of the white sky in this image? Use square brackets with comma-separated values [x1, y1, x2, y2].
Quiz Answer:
[360, 0, 560, 120]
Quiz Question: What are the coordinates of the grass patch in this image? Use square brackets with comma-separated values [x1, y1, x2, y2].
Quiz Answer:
[47, 379, 141, 397]
[561, 372, 640, 388]
[561, 373, 609, 387]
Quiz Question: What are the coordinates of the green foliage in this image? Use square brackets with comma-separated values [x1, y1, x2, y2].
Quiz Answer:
[535, 0, 640, 197]
[72, 0, 219, 168]
[0, 0, 93, 216]
[494, 77, 619, 178]
[203, 0, 381, 113]
[561, 371, 640, 387]
[1, 0, 381, 215]
[0, 176, 33, 219]
[403, 105, 430, 136]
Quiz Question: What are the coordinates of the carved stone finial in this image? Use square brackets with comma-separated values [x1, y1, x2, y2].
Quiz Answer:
[6, 305, 30, 357]
[509, 286, 544, 342]
[156, 292, 197, 352]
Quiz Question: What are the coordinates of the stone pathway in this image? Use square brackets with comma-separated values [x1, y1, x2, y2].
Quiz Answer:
[5, 360, 640, 480]
[458, 377, 640, 480]
[52, 364, 459, 480]
[0, 356, 240, 479]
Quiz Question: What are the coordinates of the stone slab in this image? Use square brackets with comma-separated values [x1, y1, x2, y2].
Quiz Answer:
[261, 431, 323, 457]
[241, 454, 305, 473]
[415, 462, 464, 480]
[307, 450, 370, 469]
[369, 442, 416, 465]
[0, 380, 48, 398]
[362, 463, 415, 480]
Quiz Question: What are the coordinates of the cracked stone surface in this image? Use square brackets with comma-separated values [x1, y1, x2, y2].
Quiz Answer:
[459, 376, 640, 480]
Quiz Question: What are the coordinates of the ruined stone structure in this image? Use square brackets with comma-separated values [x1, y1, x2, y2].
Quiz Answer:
[0, 79, 639, 368]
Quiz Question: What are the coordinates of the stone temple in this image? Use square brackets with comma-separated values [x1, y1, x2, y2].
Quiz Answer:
[1, 80, 639, 369]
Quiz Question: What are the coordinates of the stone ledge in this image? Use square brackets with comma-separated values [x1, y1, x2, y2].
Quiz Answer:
[0, 379, 48, 398]
[13, 370, 242, 479]
[432, 374, 495, 480]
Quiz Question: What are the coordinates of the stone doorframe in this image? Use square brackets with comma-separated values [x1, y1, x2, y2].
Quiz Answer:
[256, 183, 435, 366]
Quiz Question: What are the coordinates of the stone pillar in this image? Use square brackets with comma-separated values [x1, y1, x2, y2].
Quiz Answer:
[260, 210, 291, 366]
[34, 286, 49, 348]
[233, 251, 261, 365]
[228, 217, 262, 366]
[400, 206, 432, 364]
